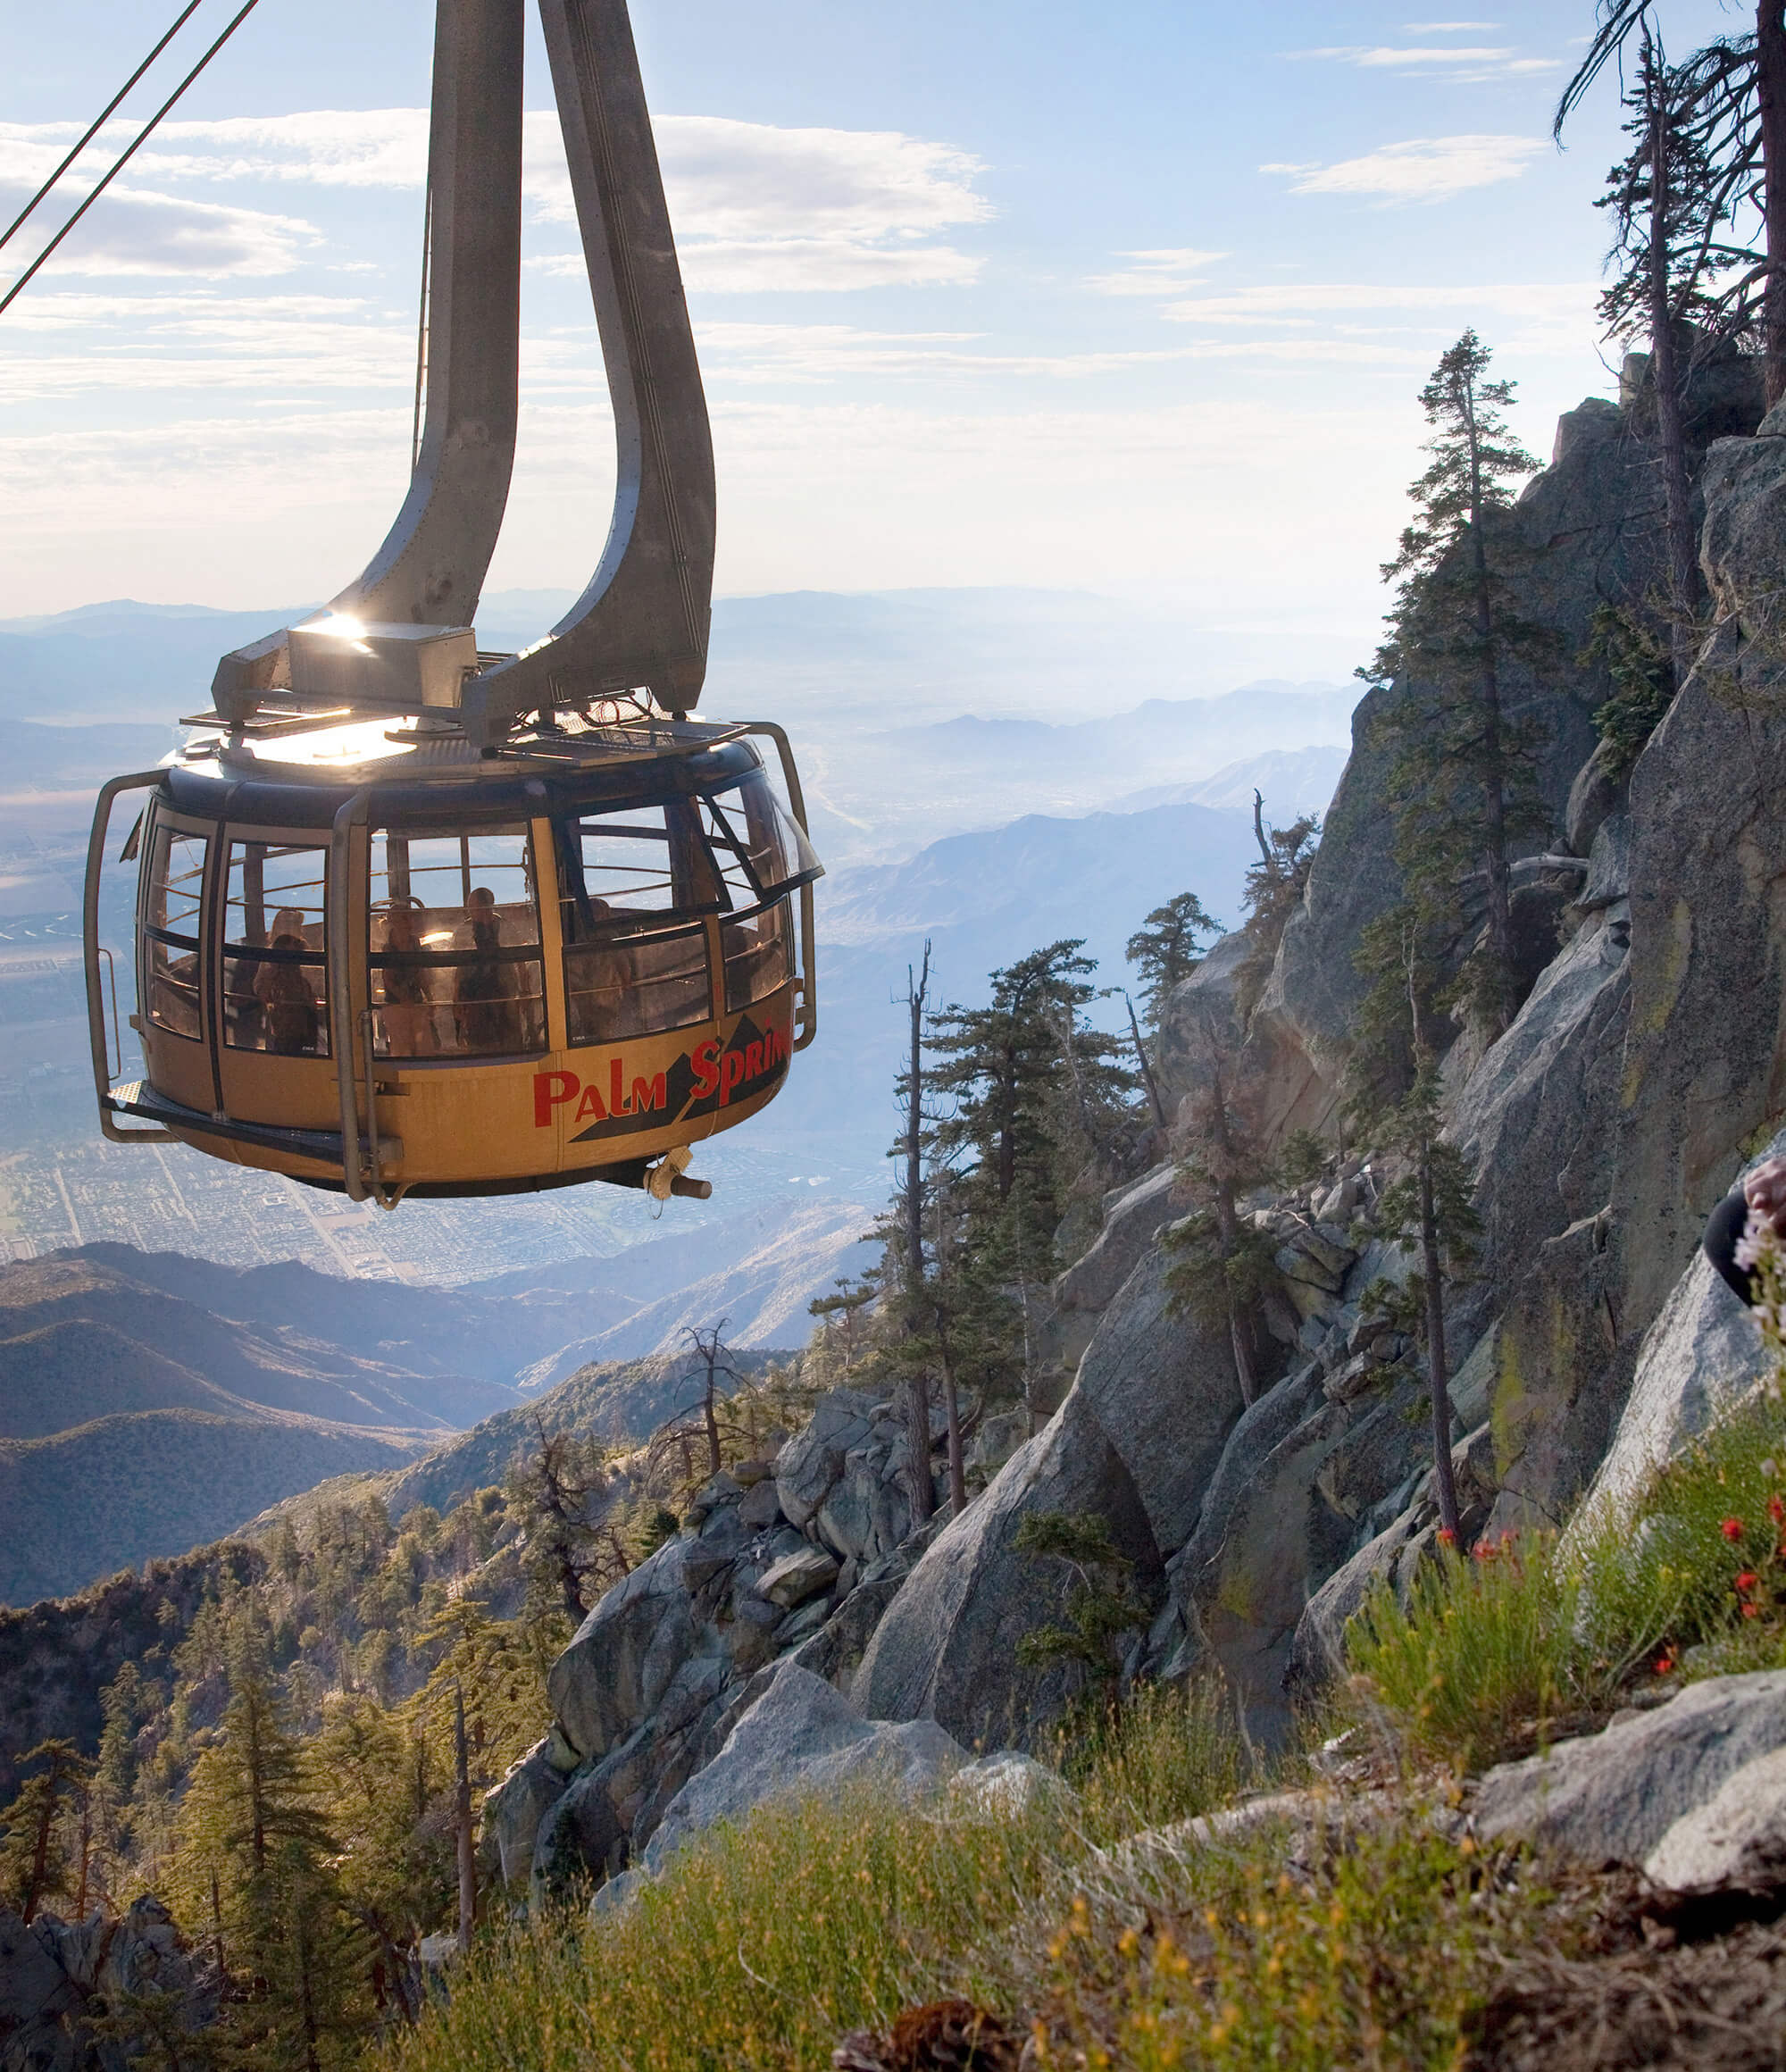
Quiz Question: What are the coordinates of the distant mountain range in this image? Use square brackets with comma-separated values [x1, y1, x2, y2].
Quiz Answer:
[0, 1204, 877, 1604]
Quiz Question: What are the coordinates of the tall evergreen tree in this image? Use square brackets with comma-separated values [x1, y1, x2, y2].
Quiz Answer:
[1162, 1002, 1279, 1406]
[1559, 3, 1778, 398]
[1124, 891, 1223, 1029]
[169, 1653, 365, 2068]
[926, 940, 1111, 1282]
[506, 1418, 614, 1624]
[1595, 23, 1765, 683]
[1236, 794, 1322, 1007]
[0, 1739, 91, 1922]
[1363, 330, 1549, 1040]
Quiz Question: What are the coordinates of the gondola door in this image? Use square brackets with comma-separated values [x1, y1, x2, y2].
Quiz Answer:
[213, 823, 339, 1133]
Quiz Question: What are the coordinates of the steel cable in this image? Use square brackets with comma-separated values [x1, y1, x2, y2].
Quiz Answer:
[0, 0, 209, 255]
[0, 0, 265, 320]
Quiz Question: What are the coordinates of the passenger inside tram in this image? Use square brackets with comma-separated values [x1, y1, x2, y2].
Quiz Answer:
[377, 903, 437, 1056]
[454, 886, 519, 1051]
[572, 896, 638, 1041]
[255, 932, 321, 1055]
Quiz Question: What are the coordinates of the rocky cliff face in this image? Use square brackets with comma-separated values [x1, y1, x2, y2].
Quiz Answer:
[512, 358, 1786, 1893]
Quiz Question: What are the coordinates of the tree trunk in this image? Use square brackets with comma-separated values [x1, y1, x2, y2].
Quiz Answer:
[74, 1786, 90, 1918]
[453, 1684, 476, 1957]
[23, 1791, 53, 1924]
[1465, 391, 1515, 1037]
[939, 1356, 967, 1517]
[1419, 1145, 1464, 1541]
[1125, 991, 1166, 1129]
[1205, 1061, 1257, 1407]
[701, 1365, 722, 1479]
[903, 948, 935, 1525]
[1647, 35, 1700, 683]
[1251, 788, 1276, 874]
[1760, 1, 1786, 405]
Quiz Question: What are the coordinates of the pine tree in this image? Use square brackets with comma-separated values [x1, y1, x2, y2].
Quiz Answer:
[1124, 891, 1223, 1028]
[1236, 794, 1322, 1007]
[926, 940, 1106, 1282]
[168, 1651, 366, 2068]
[1559, 4, 1775, 397]
[0, 1739, 91, 1922]
[1012, 1513, 1145, 1684]
[1595, 23, 1765, 684]
[807, 1274, 878, 1377]
[505, 1417, 613, 1623]
[1364, 330, 1550, 1040]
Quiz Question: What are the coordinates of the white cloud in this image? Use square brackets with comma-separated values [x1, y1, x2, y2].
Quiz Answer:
[0, 290, 409, 399]
[0, 131, 321, 279]
[1290, 44, 1557, 80]
[1160, 279, 1598, 357]
[1265, 135, 1548, 204]
[533, 113, 991, 292]
[528, 237, 980, 294]
[136, 110, 429, 188]
[692, 322, 1210, 383]
[34, 107, 992, 293]
[1087, 248, 1228, 296]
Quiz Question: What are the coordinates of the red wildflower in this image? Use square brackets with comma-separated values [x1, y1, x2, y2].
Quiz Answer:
[1769, 1494, 1785, 1526]
[1743, 1602, 1763, 1619]
[1437, 1528, 1456, 1548]
[1654, 1652, 1675, 1675]
[1736, 1572, 1759, 1592]
[1722, 1517, 1746, 1542]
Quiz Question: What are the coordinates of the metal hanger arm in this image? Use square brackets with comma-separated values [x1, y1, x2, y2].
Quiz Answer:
[460, 0, 715, 743]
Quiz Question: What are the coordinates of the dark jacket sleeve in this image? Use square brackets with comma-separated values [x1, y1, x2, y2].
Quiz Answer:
[1704, 1186, 1754, 1305]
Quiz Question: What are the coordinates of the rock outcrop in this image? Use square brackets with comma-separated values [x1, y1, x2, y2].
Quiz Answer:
[637, 1666, 968, 1880]
[486, 1385, 978, 1901]
[0, 1895, 218, 2072]
[499, 366, 1786, 1884]
[853, 1384, 1161, 1749]
[1474, 1669, 1786, 1867]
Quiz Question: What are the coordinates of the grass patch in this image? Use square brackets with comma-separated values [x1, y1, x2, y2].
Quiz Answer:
[382, 1784, 1062, 2072]
[380, 1766, 1565, 2072]
[1345, 1532, 1601, 1771]
[1016, 1813, 1542, 2072]
[1047, 1675, 1259, 1845]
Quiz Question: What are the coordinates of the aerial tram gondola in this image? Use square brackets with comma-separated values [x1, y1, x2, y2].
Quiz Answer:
[79, 0, 822, 1208]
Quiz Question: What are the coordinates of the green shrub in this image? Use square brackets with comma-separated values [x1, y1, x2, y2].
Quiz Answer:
[1019, 1812, 1529, 2072]
[1344, 1531, 1599, 1770]
[1049, 1675, 1256, 1845]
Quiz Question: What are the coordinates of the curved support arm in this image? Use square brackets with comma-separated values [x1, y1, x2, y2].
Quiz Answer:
[335, 0, 523, 630]
[213, 0, 523, 718]
[460, 0, 715, 744]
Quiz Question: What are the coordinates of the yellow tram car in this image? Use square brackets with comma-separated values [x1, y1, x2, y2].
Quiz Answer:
[86, 715, 820, 1207]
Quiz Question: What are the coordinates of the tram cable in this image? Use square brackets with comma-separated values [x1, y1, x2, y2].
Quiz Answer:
[0, 0, 264, 320]
[0, 0, 209, 255]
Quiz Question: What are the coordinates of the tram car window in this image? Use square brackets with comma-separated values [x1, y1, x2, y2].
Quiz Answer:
[221, 842, 330, 1057]
[367, 829, 546, 1059]
[144, 827, 207, 1041]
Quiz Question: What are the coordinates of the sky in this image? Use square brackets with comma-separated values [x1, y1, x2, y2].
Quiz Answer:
[0, 0, 1754, 680]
